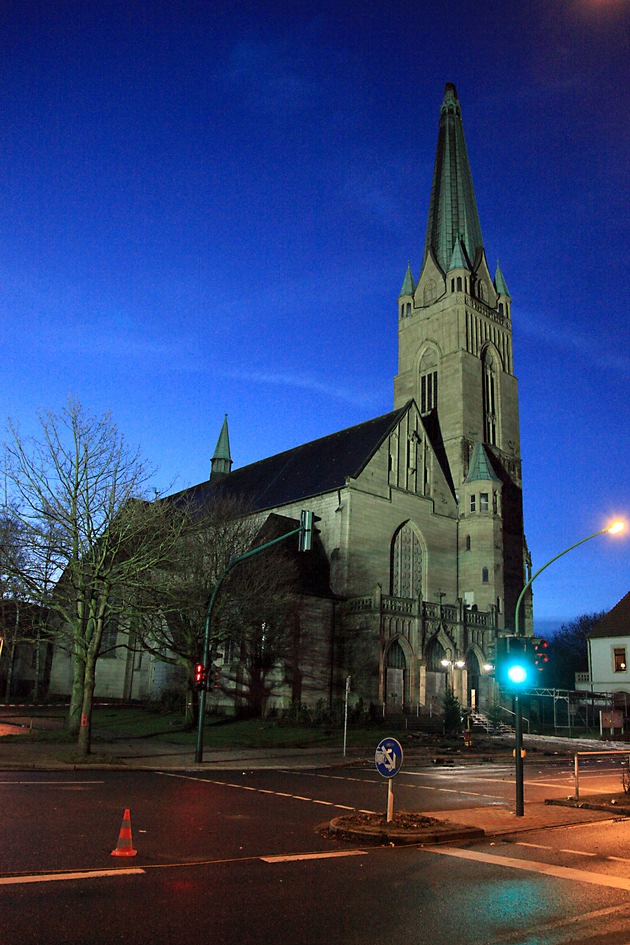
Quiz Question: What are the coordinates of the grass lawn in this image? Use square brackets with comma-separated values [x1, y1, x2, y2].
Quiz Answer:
[1, 703, 416, 751]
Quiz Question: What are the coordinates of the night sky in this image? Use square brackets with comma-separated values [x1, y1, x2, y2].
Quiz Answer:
[1, 0, 628, 631]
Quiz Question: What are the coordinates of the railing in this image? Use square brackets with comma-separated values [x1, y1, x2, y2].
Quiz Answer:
[346, 594, 493, 628]
[573, 750, 630, 799]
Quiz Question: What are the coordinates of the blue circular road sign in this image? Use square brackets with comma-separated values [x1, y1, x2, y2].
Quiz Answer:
[375, 737, 404, 778]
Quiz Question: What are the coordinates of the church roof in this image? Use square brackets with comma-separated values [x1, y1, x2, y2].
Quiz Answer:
[422, 83, 484, 275]
[588, 591, 630, 639]
[494, 261, 511, 298]
[182, 404, 410, 515]
[399, 261, 416, 297]
[212, 414, 231, 462]
[465, 442, 500, 483]
[447, 234, 470, 272]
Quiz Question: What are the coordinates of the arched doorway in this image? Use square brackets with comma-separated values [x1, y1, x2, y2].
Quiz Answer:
[466, 650, 481, 711]
[386, 639, 406, 711]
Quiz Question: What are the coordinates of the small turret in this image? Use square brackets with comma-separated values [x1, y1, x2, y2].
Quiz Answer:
[494, 261, 511, 318]
[210, 414, 232, 483]
[398, 262, 415, 318]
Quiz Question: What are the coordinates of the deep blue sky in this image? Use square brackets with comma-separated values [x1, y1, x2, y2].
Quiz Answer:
[1, 0, 628, 630]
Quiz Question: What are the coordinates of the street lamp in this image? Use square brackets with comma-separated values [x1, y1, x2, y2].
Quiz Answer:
[440, 650, 466, 695]
[511, 519, 624, 816]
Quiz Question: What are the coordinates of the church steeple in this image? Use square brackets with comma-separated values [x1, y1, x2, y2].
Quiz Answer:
[210, 414, 232, 483]
[393, 83, 527, 629]
[422, 82, 484, 275]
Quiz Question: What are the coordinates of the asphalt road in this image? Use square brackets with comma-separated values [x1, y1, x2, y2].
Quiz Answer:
[2, 762, 630, 945]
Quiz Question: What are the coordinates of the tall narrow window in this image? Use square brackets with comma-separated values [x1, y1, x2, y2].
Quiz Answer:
[419, 349, 438, 416]
[391, 523, 423, 599]
[614, 647, 627, 672]
[482, 350, 498, 446]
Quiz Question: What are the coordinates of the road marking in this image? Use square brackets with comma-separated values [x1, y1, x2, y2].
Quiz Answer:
[560, 848, 598, 857]
[0, 780, 104, 786]
[261, 851, 366, 863]
[425, 846, 630, 891]
[517, 841, 630, 864]
[158, 772, 366, 812]
[0, 868, 144, 886]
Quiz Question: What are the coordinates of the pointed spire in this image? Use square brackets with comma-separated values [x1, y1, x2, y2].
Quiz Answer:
[399, 261, 415, 297]
[465, 442, 500, 483]
[422, 83, 484, 275]
[210, 414, 233, 483]
[494, 261, 511, 298]
[447, 234, 470, 272]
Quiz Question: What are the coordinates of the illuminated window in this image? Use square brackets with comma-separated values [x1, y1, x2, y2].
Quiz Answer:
[480, 493, 489, 512]
[613, 647, 627, 673]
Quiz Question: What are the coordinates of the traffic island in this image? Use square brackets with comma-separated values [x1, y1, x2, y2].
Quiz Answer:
[546, 794, 630, 816]
[329, 811, 485, 846]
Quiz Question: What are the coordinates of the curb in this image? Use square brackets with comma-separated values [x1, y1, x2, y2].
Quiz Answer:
[545, 797, 630, 816]
[329, 816, 485, 846]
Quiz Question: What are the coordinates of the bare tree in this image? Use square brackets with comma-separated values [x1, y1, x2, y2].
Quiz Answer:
[2, 398, 186, 754]
[547, 612, 606, 689]
[137, 500, 300, 720]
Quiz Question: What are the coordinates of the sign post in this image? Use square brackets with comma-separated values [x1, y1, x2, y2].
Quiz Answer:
[375, 737, 403, 822]
[343, 675, 351, 757]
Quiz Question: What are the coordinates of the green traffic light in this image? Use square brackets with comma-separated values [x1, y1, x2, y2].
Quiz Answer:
[507, 664, 527, 685]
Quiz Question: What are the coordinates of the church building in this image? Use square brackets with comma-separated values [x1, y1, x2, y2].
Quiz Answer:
[48, 83, 532, 716]
[192, 82, 531, 715]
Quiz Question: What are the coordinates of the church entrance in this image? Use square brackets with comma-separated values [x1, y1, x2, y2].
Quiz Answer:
[385, 640, 406, 711]
[467, 651, 480, 711]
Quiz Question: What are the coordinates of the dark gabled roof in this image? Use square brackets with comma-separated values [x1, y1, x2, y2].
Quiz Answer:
[177, 404, 410, 515]
[588, 592, 630, 639]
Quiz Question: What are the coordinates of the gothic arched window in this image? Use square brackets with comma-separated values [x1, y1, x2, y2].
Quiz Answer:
[391, 523, 423, 599]
[419, 348, 438, 416]
[482, 349, 498, 446]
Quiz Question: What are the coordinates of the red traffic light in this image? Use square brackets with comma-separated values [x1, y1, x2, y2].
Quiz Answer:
[194, 663, 207, 691]
[533, 638, 549, 670]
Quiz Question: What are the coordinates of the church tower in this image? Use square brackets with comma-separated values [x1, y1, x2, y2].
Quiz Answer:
[394, 83, 529, 631]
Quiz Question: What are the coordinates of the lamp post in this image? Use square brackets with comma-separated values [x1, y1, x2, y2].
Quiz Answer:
[511, 520, 624, 816]
[440, 650, 465, 696]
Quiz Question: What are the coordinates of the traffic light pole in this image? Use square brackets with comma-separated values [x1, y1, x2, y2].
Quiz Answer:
[511, 523, 622, 816]
[194, 513, 312, 763]
[514, 693, 524, 816]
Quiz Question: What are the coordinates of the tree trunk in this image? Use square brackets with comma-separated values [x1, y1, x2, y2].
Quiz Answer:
[76, 654, 96, 756]
[67, 645, 86, 735]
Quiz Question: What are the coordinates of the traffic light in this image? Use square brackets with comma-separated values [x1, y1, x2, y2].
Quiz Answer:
[532, 637, 549, 672]
[495, 636, 533, 690]
[298, 509, 313, 552]
[194, 662, 207, 691]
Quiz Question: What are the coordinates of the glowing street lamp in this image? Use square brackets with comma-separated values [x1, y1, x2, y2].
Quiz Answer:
[512, 519, 625, 816]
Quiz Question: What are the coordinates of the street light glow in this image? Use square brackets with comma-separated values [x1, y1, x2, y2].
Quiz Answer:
[607, 520, 624, 534]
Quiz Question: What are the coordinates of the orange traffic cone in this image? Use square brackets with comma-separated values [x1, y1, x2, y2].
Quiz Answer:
[111, 808, 137, 857]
